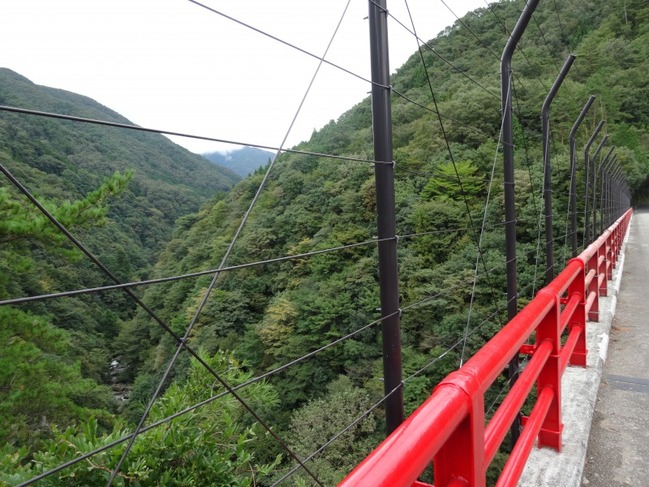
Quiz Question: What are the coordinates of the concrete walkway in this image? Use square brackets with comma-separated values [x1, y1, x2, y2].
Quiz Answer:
[582, 207, 649, 486]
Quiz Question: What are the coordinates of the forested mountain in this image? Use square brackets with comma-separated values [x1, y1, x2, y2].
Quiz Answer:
[3, 0, 649, 485]
[203, 146, 274, 177]
[0, 68, 238, 466]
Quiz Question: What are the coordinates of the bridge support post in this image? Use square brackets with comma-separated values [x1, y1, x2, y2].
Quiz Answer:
[587, 251, 600, 321]
[597, 240, 608, 297]
[368, 0, 404, 435]
[433, 378, 485, 487]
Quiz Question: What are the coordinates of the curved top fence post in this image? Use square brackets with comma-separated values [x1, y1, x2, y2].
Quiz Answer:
[542, 54, 576, 284]
[501, 0, 541, 323]
[584, 120, 606, 245]
[501, 0, 541, 448]
[569, 96, 595, 256]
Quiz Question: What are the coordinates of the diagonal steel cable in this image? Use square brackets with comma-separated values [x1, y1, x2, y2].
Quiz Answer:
[404, 0, 506, 333]
[460, 73, 509, 366]
[0, 224, 504, 308]
[187, 0, 382, 88]
[480, 0, 551, 91]
[17, 257, 503, 486]
[511, 76, 544, 299]
[390, 88, 495, 139]
[435, 0, 541, 100]
[269, 381, 403, 486]
[0, 105, 387, 166]
[0, 161, 319, 487]
[438, 0, 501, 60]
[370, 0, 500, 100]
[106, 1, 358, 484]
[0, 237, 393, 306]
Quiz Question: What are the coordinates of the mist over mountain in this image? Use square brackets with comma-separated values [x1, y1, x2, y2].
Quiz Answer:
[203, 146, 274, 177]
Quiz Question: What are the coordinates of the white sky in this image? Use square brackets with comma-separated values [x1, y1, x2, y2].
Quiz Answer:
[0, 0, 486, 154]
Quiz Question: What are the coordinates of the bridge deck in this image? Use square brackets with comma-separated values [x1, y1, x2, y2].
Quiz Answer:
[518, 209, 644, 486]
[582, 207, 649, 486]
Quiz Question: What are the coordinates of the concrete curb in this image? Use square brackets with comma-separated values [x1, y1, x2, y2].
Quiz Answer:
[517, 221, 631, 487]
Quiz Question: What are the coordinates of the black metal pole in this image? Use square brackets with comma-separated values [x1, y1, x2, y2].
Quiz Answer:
[569, 96, 595, 256]
[599, 155, 615, 236]
[368, 0, 403, 435]
[604, 161, 616, 231]
[542, 54, 576, 284]
[584, 120, 606, 245]
[610, 165, 622, 222]
[590, 138, 610, 243]
[501, 0, 540, 448]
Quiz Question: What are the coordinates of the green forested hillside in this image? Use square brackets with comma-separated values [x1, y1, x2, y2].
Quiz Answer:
[3, 0, 649, 485]
[0, 69, 238, 460]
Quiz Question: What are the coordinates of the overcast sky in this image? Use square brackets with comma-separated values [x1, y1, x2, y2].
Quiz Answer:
[1, 0, 487, 154]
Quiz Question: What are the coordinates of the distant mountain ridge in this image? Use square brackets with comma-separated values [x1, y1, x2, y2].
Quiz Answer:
[0, 67, 240, 265]
[203, 146, 273, 177]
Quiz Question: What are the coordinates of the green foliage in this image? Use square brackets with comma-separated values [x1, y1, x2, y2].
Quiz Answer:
[0, 352, 281, 486]
[285, 376, 379, 486]
[0, 67, 240, 461]
[0, 170, 132, 248]
[0, 306, 115, 449]
[421, 160, 485, 202]
[0, 174, 139, 449]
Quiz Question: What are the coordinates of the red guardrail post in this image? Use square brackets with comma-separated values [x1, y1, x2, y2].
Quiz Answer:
[606, 232, 614, 280]
[533, 289, 563, 450]
[433, 374, 486, 487]
[597, 241, 608, 297]
[610, 225, 619, 269]
[586, 251, 599, 321]
[567, 259, 587, 367]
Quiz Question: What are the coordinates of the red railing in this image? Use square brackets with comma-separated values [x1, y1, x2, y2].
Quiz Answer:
[339, 209, 632, 487]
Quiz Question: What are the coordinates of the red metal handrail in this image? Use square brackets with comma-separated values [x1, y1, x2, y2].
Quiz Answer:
[339, 209, 632, 487]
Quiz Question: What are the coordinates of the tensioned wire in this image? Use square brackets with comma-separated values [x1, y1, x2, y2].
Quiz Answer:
[390, 88, 496, 140]
[0, 225, 515, 307]
[187, 0, 382, 89]
[16, 257, 508, 486]
[269, 272, 513, 485]
[532, 14, 562, 71]
[460, 70, 510, 367]
[0, 0, 361, 484]
[2, 0, 589, 483]
[435, 0, 545, 97]
[551, 0, 568, 47]
[275, 271, 549, 485]
[0, 105, 387, 165]
[369, 0, 501, 100]
[480, 0, 554, 86]
[438, 0, 501, 60]
[511, 75, 545, 299]
[0, 156, 323, 487]
[105, 0, 358, 484]
[403, 0, 507, 342]
[559, 128, 578, 268]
